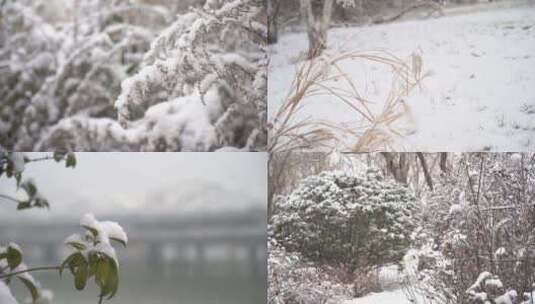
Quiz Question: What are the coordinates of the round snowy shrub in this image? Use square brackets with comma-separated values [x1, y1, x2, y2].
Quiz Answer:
[272, 170, 419, 270]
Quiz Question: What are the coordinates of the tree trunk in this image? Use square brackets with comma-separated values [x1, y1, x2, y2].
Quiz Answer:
[439, 152, 448, 173]
[416, 152, 433, 191]
[267, 0, 280, 44]
[300, 0, 333, 58]
[381, 152, 409, 185]
[319, 0, 334, 50]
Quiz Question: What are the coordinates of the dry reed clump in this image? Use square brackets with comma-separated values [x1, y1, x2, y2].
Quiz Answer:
[268, 49, 429, 153]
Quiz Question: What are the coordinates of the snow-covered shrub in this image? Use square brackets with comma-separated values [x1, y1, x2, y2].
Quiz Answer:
[272, 170, 419, 271]
[113, 0, 267, 151]
[12, 0, 267, 151]
[12, 1, 166, 151]
[268, 237, 352, 304]
[413, 154, 535, 304]
[466, 272, 518, 304]
[0, 2, 62, 150]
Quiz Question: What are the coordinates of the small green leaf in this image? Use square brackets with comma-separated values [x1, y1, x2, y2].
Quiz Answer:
[66, 153, 76, 168]
[106, 260, 119, 299]
[17, 201, 32, 210]
[66, 241, 87, 251]
[6, 245, 22, 270]
[95, 258, 119, 299]
[74, 261, 88, 291]
[60, 252, 85, 277]
[95, 259, 110, 287]
[20, 180, 37, 198]
[81, 225, 99, 239]
[33, 197, 49, 209]
[87, 252, 98, 277]
[18, 276, 38, 304]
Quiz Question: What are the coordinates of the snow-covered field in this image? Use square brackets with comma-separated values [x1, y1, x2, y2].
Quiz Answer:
[343, 289, 410, 304]
[268, 4, 535, 151]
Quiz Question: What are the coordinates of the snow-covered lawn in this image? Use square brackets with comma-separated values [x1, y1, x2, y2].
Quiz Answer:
[343, 289, 410, 304]
[268, 4, 535, 151]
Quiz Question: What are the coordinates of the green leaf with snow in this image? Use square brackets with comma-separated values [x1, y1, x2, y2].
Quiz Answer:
[53, 151, 66, 162]
[6, 244, 22, 270]
[95, 257, 119, 299]
[66, 153, 76, 168]
[74, 260, 88, 291]
[20, 180, 37, 198]
[18, 275, 38, 304]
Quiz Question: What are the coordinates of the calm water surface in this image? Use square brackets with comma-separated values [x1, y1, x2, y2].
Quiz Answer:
[11, 260, 266, 304]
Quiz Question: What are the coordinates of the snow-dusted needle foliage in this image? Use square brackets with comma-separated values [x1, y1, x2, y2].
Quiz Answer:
[272, 170, 419, 271]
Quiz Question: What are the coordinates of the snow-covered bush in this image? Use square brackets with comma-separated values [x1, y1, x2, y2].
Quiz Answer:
[7, 0, 267, 151]
[466, 272, 518, 304]
[272, 170, 419, 271]
[0, 2, 62, 150]
[11, 0, 167, 151]
[113, 0, 267, 151]
[411, 154, 535, 304]
[268, 237, 352, 304]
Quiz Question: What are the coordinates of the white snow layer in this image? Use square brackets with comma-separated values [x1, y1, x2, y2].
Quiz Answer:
[268, 4, 535, 151]
[343, 289, 411, 304]
[0, 281, 18, 304]
[79, 213, 128, 263]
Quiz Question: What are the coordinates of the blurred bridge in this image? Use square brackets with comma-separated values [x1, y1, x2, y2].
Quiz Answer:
[0, 212, 266, 276]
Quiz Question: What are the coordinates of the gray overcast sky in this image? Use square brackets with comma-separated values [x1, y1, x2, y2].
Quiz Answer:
[0, 153, 267, 221]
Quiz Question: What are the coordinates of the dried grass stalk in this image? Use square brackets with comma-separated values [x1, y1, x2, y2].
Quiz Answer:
[269, 49, 428, 153]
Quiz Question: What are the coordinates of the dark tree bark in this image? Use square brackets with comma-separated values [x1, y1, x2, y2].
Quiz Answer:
[267, 0, 281, 44]
[416, 152, 433, 191]
[439, 152, 448, 173]
[381, 152, 410, 185]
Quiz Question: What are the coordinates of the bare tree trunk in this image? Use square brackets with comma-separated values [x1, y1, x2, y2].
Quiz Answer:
[416, 152, 433, 191]
[300, 0, 333, 58]
[267, 0, 280, 44]
[381, 152, 410, 185]
[439, 152, 448, 173]
[319, 0, 334, 49]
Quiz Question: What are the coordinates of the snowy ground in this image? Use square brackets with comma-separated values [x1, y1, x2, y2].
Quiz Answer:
[343, 289, 410, 304]
[268, 3, 535, 151]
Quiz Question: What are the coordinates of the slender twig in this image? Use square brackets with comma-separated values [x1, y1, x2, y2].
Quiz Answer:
[0, 266, 61, 279]
[0, 194, 19, 204]
[25, 156, 55, 163]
